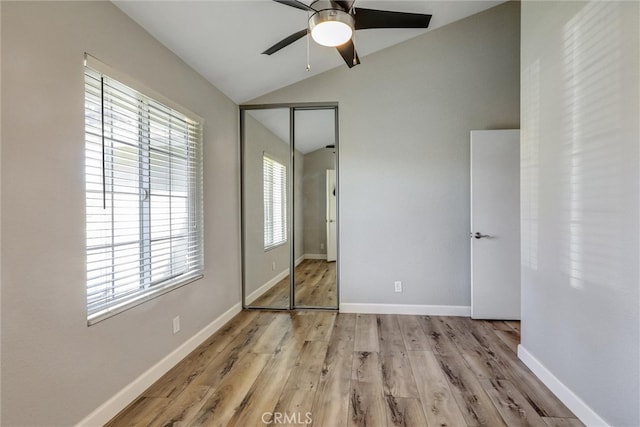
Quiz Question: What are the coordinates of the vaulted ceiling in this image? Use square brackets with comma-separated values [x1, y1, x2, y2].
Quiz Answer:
[114, 1, 505, 103]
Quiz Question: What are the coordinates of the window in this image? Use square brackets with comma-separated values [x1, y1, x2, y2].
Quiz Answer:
[263, 154, 287, 249]
[84, 55, 203, 324]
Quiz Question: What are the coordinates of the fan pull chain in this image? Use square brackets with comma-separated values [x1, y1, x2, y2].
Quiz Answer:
[306, 10, 311, 72]
[352, 31, 357, 66]
[352, 6, 357, 66]
[306, 31, 311, 71]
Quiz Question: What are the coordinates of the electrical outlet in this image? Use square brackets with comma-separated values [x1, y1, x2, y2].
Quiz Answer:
[272, 261, 276, 271]
[320, 243, 325, 250]
[172, 316, 181, 334]
[394, 281, 402, 293]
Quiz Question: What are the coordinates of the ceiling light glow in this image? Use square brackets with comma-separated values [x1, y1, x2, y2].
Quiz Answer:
[309, 10, 354, 47]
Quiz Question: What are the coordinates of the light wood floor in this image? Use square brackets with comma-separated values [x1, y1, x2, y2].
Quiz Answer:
[250, 259, 337, 308]
[107, 312, 583, 427]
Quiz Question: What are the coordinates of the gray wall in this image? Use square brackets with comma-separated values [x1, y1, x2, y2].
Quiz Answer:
[1, 2, 240, 425]
[302, 148, 335, 256]
[253, 2, 520, 307]
[521, 2, 639, 426]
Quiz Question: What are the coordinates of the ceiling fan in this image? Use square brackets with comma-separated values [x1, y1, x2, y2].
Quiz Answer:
[262, 0, 432, 68]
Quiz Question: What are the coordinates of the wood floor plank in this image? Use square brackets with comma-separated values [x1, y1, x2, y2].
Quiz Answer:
[289, 311, 320, 343]
[351, 351, 382, 386]
[276, 339, 329, 396]
[331, 313, 357, 343]
[311, 335, 354, 427]
[142, 310, 259, 398]
[397, 314, 432, 351]
[273, 340, 330, 427]
[384, 396, 428, 427]
[189, 352, 271, 426]
[250, 312, 294, 353]
[480, 378, 549, 427]
[505, 320, 521, 333]
[489, 320, 517, 332]
[312, 311, 357, 427]
[494, 328, 521, 354]
[348, 380, 387, 427]
[380, 350, 419, 398]
[227, 313, 316, 427]
[420, 315, 462, 357]
[446, 316, 508, 380]
[354, 314, 379, 352]
[226, 350, 298, 427]
[376, 315, 405, 354]
[408, 350, 467, 427]
[436, 352, 507, 427]
[348, 351, 386, 427]
[542, 417, 586, 427]
[107, 397, 171, 427]
[189, 311, 277, 388]
[306, 312, 337, 342]
[467, 320, 574, 418]
[146, 385, 213, 427]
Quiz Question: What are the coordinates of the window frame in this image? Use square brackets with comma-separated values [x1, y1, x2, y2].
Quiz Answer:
[84, 54, 204, 325]
[263, 153, 288, 251]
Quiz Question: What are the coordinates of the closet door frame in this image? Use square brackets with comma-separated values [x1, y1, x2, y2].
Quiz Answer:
[240, 102, 339, 311]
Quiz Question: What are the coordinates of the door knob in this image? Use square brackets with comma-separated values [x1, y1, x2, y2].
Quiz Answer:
[473, 232, 491, 239]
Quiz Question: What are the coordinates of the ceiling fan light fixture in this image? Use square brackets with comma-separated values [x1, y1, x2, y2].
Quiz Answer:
[309, 9, 354, 47]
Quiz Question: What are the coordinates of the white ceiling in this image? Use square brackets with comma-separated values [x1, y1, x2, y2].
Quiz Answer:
[113, 0, 505, 104]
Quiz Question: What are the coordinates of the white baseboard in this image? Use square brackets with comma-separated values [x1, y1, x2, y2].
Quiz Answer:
[77, 302, 243, 427]
[303, 253, 327, 260]
[517, 345, 609, 427]
[339, 303, 471, 317]
[246, 269, 289, 304]
[245, 256, 306, 304]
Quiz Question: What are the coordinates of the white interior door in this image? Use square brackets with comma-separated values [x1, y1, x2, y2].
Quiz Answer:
[326, 169, 337, 262]
[471, 130, 520, 319]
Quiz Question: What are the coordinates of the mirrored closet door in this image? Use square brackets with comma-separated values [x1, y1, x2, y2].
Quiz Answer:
[293, 108, 337, 308]
[241, 104, 338, 310]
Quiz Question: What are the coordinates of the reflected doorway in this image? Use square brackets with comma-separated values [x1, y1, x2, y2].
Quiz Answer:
[241, 104, 339, 310]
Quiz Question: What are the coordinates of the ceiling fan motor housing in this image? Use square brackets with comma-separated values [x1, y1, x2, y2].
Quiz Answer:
[309, 9, 355, 47]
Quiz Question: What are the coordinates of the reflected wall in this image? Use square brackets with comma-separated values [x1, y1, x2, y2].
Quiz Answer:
[243, 109, 291, 308]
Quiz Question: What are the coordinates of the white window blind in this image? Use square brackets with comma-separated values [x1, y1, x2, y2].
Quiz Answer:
[84, 56, 204, 324]
[263, 154, 287, 249]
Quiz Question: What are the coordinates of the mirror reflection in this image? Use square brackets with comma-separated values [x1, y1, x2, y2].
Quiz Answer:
[293, 109, 337, 308]
[242, 105, 338, 310]
[243, 108, 291, 309]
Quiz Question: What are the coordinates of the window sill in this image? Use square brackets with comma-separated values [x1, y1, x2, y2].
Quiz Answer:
[264, 241, 288, 252]
[87, 272, 203, 326]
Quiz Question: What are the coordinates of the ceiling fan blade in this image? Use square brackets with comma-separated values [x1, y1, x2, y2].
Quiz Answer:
[273, 0, 315, 12]
[336, 40, 360, 68]
[353, 8, 432, 30]
[332, 0, 355, 12]
[262, 29, 309, 55]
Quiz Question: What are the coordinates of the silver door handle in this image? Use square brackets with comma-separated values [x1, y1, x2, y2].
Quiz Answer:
[472, 232, 491, 239]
